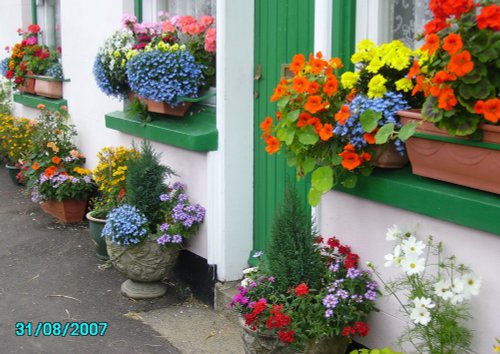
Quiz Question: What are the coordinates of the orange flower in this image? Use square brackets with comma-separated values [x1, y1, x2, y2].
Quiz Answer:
[276, 111, 282, 120]
[328, 57, 343, 70]
[271, 84, 287, 102]
[292, 76, 309, 93]
[482, 98, 500, 124]
[442, 33, 463, 55]
[304, 95, 327, 114]
[323, 77, 339, 96]
[412, 75, 431, 96]
[51, 156, 61, 164]
[307, 82, 320, 95]
[363, 133, 376, 144]
[265, 135, 280, 154]
[423, 18, 449, 35]
[297, 112, 311, 128]
[319, 124, 333, 141]
[432, 71, 456, 84]
[59, 105, 67, 111]
[447, 51, 474, 77]
[476, 4, 500, 31]
[44, 166, 58, 178]
[437, 87, 458, 111]
[36, 103, 46, 110]
[309, 56, 327, 75]
[407, 60, 420, 79]
[421, 34, 440, 55]
[361, 152, 372, 162]
[260, 117, 273, 138]
[334, 105, 350, 125]
[343, 144, 356, 152]
[290, 54, 305, 75]
[307, 117, 323, 133]
[339, 151, 361, 170]
[32, 162, 39, 171]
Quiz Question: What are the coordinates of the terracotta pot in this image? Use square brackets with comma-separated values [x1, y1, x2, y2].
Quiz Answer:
[128, 92, 192, 117]
[40, 199, 88, 223]
[18, 77, 36, 94]
[370, 142, 408, 168]
[34, 76, 63, 99]
[399, 110, 500, 194]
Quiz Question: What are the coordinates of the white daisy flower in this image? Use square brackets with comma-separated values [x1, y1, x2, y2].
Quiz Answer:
[386, 224, 402, 241]
[384, 245, 402, 267]
[401, 235, 425, 256]
[410, 306, 431, 325]
[413, 296, 435, 309]
[401, 254, 426, 275]
[434, 279, 454, 300]
[461, 273, 481, 297]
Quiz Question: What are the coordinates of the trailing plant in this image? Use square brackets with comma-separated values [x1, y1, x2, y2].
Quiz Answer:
[125, 140, 174, 232]
[368, 225, 481, 354]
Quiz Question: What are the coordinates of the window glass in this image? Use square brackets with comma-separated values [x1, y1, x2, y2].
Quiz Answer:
[36, 0, 61, 50]
[387, 0, 431, 49]
[143, 0, 216, 22]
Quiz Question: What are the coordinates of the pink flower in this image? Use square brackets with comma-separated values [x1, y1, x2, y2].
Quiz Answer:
[122, 14, 137, 30]
[177, 16, 197, 33]
[4, 46, 10, 52]
[26, 37, 37, 46]
[200, 15, 214, 27]
[162, 20, 175, 33]
[184, 23, 205, 35]
[204, 28, 216, 53]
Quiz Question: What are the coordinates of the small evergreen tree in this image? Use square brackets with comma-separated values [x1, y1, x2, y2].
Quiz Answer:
[267, 183, 322, 293]
[125, 140, 174, 232]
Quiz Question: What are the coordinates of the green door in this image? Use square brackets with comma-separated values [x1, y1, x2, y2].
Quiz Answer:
[253, 0, 315, 254]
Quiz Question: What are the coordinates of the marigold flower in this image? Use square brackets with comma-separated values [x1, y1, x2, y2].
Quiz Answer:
[32, 162, 39, 171]
[51, 156, 61, 164]
[367, 74, 387, 98]
[319, 124, 333, 141]
[442, 33, 463, 55]
[265, 135, 280, 154]
[447, 51, 474, 77]
[341, 71, 359, 90]
[335, 105, 350, 125]
[304, 95, 327, 114]
[44, 165, 58, 178]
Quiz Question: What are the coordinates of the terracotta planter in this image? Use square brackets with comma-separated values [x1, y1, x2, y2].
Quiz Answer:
[370, 142, 408, 168]
[129, 93, 192, 117]
[40, 198, 88, 223]
[399, 110, 500, 194]
[18, 77, 36, 94]
[34, 76, 63, 99]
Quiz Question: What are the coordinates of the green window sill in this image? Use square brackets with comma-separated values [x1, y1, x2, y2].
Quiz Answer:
[13, 93, 68, 112]
[105, 105, 218, 152]
[337, 166, 500, 236]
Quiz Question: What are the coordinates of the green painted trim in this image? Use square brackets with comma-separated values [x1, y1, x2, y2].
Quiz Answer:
[13, 92, 67, 111]
[31, 0, 37, 24]
[105, 108, 218, 152]
[134, 0, 143, 23]
[25, 75, 70, 82]
[331, 0, 356, 72]
[337, 166, 500, 236]
[414, 132, 500, 151]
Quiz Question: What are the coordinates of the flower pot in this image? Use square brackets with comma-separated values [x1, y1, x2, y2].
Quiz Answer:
[129, 92, 192, 117]
[5, 164, 23, 185]
[40, 198, 88, 223]
[105, 236, 180, 299]
[240, 319, 300, 354]
[303, 336, 349, 354]
[399, 110, 500, 194]
[34, 76, 63, 99]
[86, 211, 108, 260]
[18, 77, 36, 94]
[370, 142, 408, 168]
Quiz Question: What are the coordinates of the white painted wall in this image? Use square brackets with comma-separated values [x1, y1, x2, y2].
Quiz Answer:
[0, 0, 23, 54]
[319, 191, 499, 353]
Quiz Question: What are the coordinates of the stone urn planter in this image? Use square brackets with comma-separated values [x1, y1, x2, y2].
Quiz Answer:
[105, 235, 180, 299]
[40, 198, 88, 223]
[399, 109, 500, 194]
[86, 211, 108, 260]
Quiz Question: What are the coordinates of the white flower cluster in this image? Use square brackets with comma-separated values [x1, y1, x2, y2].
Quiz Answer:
[383, 224, 481, 327]
[97, 30, 135, 72]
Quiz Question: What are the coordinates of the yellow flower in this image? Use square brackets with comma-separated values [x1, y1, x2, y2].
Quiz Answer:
[396, 78, 413, 92]
[340, 71, 360, 90]
[46, 141, 59, 153]
[367, 74, 387, 98]
[357, 39, 376, 51]
[125, 50, 138, 60]
[366, 55, 384, 74]
[113, 50, 121, 58]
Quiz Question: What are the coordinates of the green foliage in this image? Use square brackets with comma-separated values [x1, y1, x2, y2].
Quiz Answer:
[0, 78, 12, 115]
[125, 140, 174, 232]
[350, 348, 403, 354]
[126, 96, 151, 125]
[267, 184, 322, 293]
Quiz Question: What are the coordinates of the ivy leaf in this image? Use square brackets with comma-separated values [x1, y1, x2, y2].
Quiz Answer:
[375, 123, 394, 144]
[398, 122, 417, 142]
[298, 125, 319, 145]
[311, 166, 333, 193]
[307, 187, 323, 206]
[360, 109, 382, 133]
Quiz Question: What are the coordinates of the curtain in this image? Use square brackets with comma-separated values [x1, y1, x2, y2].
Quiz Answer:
[389, 0, 431, 49]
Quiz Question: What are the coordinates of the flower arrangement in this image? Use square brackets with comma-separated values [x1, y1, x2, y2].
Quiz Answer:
[3, 24, 62, 88]
[410, 0, 499, 136]
[0, 114, 36, 165]
[101, 203, 148, 245]
[90, 146, 140, 218]
[21, 107, 94, 202]
[368, 225, 481, 353]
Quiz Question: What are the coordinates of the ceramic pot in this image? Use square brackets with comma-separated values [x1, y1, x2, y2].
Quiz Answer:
[34, 76, 63, 99]
[399, 109, 500, 195]
[106, 236, 180, 299]
[5, 164, 23, 185]
[40, 198, 88, 223]
[86, 211, 108, 260]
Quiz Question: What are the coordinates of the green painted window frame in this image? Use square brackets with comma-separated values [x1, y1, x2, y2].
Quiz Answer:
[329, 1, 499, 236]
[134, 0, 143, 22]
[13, 92, 67, 112]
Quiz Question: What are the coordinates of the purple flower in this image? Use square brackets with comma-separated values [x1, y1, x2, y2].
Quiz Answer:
[347, 268, 362, 279]
[268, 276, 275, 283]
[324, 309, 334, 318]
[336, 289, 349, 299]
[323, 294, 339, 309]
[160, 193, 170, 202]
[329, 261, 340, 272]
[351, 294, 364, 303]
[364, 290, 377, 301]
[172, 234, 183, 243]
[172, 182, 186, 190]
[156, 234, 172, 245]
[160, 223, 170, 232]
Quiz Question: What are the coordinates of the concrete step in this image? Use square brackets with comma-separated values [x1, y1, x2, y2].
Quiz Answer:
[214, 281, 241, 325]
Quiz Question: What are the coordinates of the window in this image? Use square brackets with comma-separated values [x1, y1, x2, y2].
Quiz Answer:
[141, 0, 216, 22]
[34, 0, 61, 50]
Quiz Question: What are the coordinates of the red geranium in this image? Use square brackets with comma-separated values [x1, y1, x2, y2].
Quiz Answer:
[27, 24, 41, 34]
[294, 283, 309, 296]
[354, 321, 370, 336]
[344, 253, 359, 269]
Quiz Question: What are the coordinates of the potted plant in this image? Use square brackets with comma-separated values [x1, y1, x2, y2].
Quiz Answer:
[87, 146, 139, 259]
[261, 51, 419, 206]
[230, 185, 378, 353]
[33, 61, 66, 99]
[400, 0, 499, 193]
[103, 141, 205, 299]
[0, 114, 36, 185]
[22, 106, 94, 223]
[367, 225, 481, 353]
